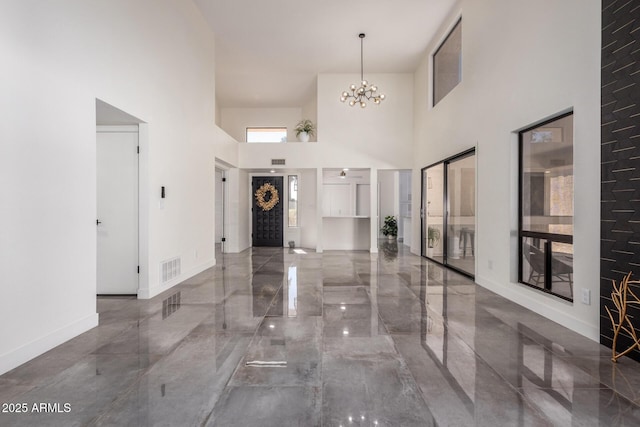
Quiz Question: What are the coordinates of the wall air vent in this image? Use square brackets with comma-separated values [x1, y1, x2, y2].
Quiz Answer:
[271, 159, 286, 166]
[160, 257, 181, 283]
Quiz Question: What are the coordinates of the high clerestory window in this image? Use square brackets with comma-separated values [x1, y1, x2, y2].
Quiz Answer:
[433, 19, 462, 106]
[519, 112, 574, 301]
[246, 127, 287, 143]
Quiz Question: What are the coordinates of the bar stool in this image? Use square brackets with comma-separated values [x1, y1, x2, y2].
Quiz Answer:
[460, 227, 475, 258]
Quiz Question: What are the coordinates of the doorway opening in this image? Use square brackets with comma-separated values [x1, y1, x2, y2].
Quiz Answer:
[377, 170, 412, 247]
[96, 99, 145, 296]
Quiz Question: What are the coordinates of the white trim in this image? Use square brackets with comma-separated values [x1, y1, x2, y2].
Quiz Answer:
[138, 258, 215, 299]
[96, 125, 139, 133]
[138, 123, 150, 296]
[475, 274, 599, 341]
[0, 313, 99, 376]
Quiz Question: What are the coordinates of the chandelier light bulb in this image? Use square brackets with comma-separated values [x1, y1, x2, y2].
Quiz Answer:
[349, 100, 356, 106]
[371, 86, 377, 92]
[350, 84, 356, 90]
[379, 94, 385, 100]
[342, 91, 349, 97]
[362, 80, 368, 86]
[340, 96, 346, 102]
[360, 101, 366, 108]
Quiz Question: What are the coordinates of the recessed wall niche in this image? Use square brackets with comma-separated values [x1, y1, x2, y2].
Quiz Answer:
[321, 169, 370, 250]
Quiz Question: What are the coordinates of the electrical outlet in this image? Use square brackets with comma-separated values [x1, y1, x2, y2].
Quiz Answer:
[581, 288, 591, 305]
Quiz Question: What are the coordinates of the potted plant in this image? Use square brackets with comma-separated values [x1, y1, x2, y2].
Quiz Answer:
[381, 215, 398, 240]
[294, 119, 315, 142]
[427, 226, 441, 257]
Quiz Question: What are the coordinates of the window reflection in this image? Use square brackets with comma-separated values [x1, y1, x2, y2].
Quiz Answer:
[421, 267, 475, 413]
[518, 324, 574, 424]
[287, 266, 297, 317]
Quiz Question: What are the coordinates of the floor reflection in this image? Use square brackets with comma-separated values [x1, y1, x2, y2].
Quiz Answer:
[379, 239, 398, 261]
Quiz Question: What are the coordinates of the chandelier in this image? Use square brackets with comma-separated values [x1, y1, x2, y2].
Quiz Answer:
[340, 33, 385, 108]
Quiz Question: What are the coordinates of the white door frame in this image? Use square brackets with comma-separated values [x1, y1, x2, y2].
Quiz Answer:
[96, 124, 140, 295]
[215, 159, 232, 258]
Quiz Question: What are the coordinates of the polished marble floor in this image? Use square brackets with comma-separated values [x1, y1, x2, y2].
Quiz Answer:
[2, 243, 640, 426]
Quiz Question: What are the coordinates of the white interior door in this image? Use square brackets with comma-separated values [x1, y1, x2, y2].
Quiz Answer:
[97, 127, 139, 294]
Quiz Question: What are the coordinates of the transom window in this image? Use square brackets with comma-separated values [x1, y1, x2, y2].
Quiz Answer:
[246, 127, 287, 143]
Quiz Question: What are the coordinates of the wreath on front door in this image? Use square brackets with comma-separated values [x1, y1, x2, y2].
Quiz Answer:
[255, 182, 279, 211]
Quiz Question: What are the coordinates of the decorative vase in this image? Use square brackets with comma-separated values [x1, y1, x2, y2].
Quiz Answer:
[298, 132, 310, 142]
[387, 235, 396, 240]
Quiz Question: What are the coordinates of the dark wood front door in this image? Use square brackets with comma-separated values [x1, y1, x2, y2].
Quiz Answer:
[252, 176, 284, 247]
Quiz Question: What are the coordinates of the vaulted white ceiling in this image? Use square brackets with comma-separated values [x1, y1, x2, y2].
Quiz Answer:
[194, 0, 457, 108]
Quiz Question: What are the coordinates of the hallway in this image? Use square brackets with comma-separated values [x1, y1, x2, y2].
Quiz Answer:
[1, 245, 639, 426]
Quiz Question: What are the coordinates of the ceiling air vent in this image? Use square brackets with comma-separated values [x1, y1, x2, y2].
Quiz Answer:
[271, 159, 286, 166]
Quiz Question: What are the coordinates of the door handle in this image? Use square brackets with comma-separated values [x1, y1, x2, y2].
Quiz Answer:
[96, 219, 102, 225]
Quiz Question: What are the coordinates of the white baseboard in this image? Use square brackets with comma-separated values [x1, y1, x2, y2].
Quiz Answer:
[138, 258, 216, 299]
[475, 274, 600, 341]
[0, 313, 99, 376]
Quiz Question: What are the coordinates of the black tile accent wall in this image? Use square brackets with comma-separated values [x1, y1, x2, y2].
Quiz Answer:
[601, 0, 640, 362]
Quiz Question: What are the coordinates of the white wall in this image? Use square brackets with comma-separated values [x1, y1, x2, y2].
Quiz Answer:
[214, 126, 240, 167]
[301, 88, 318, 141]
[322, 218, 371, 250]
[299, 169, 318, 250]
[0, 0, 227, 374]
[221, 107, 303, 142]
[224, 168, 251, 253]
[318, 73, 414, 168]
[412, 0, 600, 340]
[238, 73, 414, 171]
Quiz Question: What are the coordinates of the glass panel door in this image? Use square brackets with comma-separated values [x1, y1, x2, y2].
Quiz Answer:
[446, 154, 475, 276]
[422, 149, 476, 278]
[423, 164, 444, 263]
